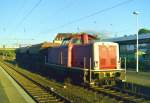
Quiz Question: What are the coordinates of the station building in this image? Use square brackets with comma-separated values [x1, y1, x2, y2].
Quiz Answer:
[104, 33, 150, 71]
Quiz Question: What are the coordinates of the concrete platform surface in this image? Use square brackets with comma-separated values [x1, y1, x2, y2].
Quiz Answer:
[0, 66, 35, 103]
[0, 81, 9, 103]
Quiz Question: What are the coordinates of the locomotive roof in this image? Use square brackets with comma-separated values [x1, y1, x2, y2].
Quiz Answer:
[55, 33, 97, 41]
[54, 33, 73, 40]
[64, 33, 97, 40]
[16, 42, 60, 54]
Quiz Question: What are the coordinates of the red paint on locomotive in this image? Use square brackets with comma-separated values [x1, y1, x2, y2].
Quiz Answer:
[48, 33, 120, 71]
[99, 45, 117, 69]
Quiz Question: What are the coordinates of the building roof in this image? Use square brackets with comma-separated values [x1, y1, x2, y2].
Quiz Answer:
[104, 33, 150, 44]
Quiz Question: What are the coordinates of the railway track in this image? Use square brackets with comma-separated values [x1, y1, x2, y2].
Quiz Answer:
[0, 62, 72, 103]
[1, 61, 150, 103]
[83, 83, 150, 103]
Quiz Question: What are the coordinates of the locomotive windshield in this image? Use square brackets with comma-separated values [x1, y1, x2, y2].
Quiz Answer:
[61, 38, 82, 45]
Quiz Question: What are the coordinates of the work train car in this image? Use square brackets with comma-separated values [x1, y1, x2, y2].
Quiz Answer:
[47, 34, 125, 84]
[16, 42, 60, 71]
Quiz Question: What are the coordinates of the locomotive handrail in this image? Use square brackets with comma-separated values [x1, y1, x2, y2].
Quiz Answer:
[46, 63, 126, 72]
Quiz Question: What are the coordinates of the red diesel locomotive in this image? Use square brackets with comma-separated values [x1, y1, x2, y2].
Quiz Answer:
[47, 33, 125, 84]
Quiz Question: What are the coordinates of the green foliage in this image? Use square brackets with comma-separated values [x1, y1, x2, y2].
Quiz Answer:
[138, 28, 150, 35]
[0, 50, 16, 58]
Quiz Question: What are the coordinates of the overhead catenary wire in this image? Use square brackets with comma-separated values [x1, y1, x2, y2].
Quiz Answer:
[40, 0, 77, 26]
[40, 0, 134, 34]
[14, 0, 74, 33]
[6, 0, 27, 30]
[16, 0, 43, 28]
[54, 0, 77, 15]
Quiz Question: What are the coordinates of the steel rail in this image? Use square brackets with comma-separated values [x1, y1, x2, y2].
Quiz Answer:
[0, 61, 72, 103]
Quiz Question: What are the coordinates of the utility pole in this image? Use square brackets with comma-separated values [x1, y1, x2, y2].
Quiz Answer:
[133, 11, 140, 73]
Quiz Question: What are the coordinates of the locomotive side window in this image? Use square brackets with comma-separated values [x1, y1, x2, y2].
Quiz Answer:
[71, 38, 82, 45]
[88, 39, 95, 44]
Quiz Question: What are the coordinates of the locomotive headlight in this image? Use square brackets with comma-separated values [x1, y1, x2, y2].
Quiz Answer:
[118, 60, 121, 68]
[115, 72, 121, 77]
[94, 61, 98, 67]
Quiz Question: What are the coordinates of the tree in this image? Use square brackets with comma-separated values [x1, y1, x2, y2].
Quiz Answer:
[138, 28, 150, 35]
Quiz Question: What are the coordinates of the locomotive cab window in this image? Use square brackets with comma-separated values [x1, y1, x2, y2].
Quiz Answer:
[61, 38, 70, 45]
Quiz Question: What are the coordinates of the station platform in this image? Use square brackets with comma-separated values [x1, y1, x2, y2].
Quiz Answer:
[0, 66, 35, 103]
[126, 70, 150, 87]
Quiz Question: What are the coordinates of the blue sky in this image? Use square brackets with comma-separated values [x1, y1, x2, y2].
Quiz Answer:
[0, 0, 150, 45]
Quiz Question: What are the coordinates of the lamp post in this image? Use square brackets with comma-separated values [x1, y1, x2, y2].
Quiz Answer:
[133, 11, 139, 73]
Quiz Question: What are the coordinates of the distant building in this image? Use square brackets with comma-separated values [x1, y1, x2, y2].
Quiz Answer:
[0, 44, 19, 49]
